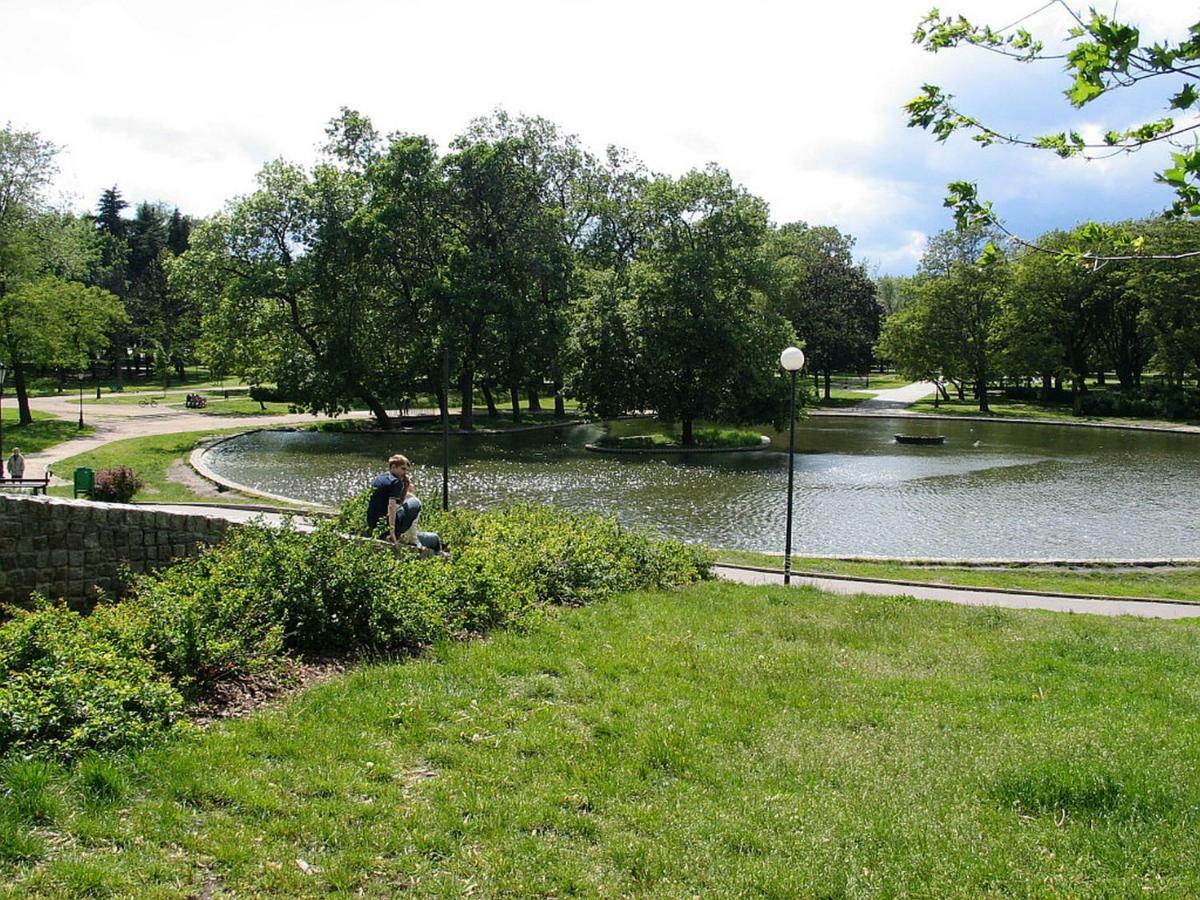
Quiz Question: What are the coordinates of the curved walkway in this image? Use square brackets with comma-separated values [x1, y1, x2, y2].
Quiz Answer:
[714, 565, 1200, 620]
[22, 392, 378, 479]
[812, 381, 1200, 435]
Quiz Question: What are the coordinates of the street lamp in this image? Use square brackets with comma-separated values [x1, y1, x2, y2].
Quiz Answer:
[779, 346, 806, 585]
[441, 343, 450, 511]
[78, 370, 86, 428]
[0, 360, 7, 477]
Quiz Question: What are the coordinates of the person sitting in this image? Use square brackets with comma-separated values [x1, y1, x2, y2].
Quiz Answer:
[365, 454, 445, 555]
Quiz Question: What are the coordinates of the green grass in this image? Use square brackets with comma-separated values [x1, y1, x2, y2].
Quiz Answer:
[3, 581, 1200, 895]
[910, 395, 1101, 421]
[595, 426, 763, 450]
[46, 429, 269, 505]
[27, 373, 250, 399]
[715, 549, 1200, 601]
[909, 392, 1200, 427]
[0, 408, 92, 455]
[825, 372, 912, 391]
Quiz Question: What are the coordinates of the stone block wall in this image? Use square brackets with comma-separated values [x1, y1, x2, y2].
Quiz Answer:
[0, 494, 231, 609]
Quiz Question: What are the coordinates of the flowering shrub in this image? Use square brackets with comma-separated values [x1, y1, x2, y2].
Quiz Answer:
[90, 466, 144, 503]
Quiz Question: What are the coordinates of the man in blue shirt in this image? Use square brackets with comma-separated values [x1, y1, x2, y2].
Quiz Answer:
[366, 454, 443, 554]
[367, 454, 414, 542]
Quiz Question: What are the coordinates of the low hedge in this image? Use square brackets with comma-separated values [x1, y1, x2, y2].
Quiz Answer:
[0, 504, 711, 758]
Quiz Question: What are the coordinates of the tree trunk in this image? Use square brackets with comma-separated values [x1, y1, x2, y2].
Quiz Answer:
[1041, 374, 1053, 402]
[509, 383, 522, 424]
[459, 365, 475, 431]
[1071, 374, 1084, 416]
[1054, 374, 1062, 392]
[359, 390, 392, 428]
[823, 371, 831, 401]
[432, 375, 447, 422]
[976, 378, 989, 413]
[1096, 370, 1106, 386]
[554, 373, 565, 417]
[956, 381, 965, 401]
[481, 383, 499, 417]
[681, 417, 694, 447]
[13, 361, 33, 425]
[526, 384, 542, 411]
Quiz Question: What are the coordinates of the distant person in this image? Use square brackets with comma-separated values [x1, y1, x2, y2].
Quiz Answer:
[366, 454, 444, 555]
[6, 448, 25, 480]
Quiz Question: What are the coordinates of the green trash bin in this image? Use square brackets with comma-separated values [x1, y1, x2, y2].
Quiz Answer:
[73, 467, 95, 499]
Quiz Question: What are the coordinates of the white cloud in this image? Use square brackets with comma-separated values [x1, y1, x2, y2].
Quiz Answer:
[2, 0, 1195, 267]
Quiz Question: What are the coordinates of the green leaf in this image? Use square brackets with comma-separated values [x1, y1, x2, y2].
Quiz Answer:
[1170, 84, 1197, 110]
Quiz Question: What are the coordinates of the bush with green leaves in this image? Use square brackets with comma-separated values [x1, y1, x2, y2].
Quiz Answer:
[0, 503, 710, 758]
[0, 602, 183, 757]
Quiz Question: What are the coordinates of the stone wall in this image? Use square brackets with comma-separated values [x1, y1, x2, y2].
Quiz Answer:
[0, 494, 231, 609]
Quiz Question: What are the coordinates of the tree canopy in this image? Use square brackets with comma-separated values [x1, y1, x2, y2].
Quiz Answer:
[906, 3, 1200, 260]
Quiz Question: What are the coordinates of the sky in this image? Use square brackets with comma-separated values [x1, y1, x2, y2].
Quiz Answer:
[2, 0, 1196, 274]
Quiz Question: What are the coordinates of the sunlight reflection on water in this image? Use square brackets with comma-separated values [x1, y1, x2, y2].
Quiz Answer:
[204, 418, 1200, 559]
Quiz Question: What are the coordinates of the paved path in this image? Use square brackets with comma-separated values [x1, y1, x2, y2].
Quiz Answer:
[23, 392, 378, 479]
[714, 565, 1200, 620]
[830, 380, 940, 413]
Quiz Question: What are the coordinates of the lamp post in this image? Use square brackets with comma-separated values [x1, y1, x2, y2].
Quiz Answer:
[0, 360, 7, 477]
[779, 346, 805, 585]
[78, 370, 86, 429]
[441, 342, 450, 511]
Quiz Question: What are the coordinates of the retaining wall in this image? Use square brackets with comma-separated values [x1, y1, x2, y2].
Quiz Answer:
[0, 494, 231, 609]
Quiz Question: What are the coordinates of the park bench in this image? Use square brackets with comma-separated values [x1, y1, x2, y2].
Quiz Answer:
[0, 475, 50, 495]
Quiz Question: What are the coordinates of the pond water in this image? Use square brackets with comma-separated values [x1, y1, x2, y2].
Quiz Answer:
[203, 417, 1200, 560]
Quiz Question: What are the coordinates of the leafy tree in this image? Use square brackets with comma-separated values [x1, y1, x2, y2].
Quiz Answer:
[174, 156, 399, 425]
[1004, 231, 1107, 413]
[879, 229, 1009, 411]
[906, 4, 1200, 260]
[0, 125, 59, 419]
[768, 223, 880, 399]
[587, 167, 794, 444]
[441, 134, 565, 428]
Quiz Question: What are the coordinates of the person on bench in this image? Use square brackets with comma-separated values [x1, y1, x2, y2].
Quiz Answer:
[366, 453, 445, 555]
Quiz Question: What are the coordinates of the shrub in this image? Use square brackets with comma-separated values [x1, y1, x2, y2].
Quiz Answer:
[0, 602, 183, 757]
[248, 385, 295, 404]
[90, 466, 143, 503]
[0, 504, 710, 758]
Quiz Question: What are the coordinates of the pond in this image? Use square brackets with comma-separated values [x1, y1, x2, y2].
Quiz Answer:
[202, 417, 1200, 560]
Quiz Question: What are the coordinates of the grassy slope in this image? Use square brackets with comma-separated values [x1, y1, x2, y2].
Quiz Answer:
[0, 408, 92, 455]
[3, 581, 1200, 896]
[46, 429, 259, 505]
[716, 550, 1200, 601]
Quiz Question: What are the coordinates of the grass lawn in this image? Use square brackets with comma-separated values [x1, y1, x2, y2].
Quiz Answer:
[716, 549, 1200, 602]
[46, 429, 269, 505]
[0, 408, 92, 455]
[825, 372, 912, 391]
[909, 395, 1101, 421]
[909, 394, 1200, 427]
[3, 581, 1200, 895]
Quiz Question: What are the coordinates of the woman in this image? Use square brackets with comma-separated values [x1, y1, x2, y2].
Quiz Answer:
[6, 447, 25, 481]
[366, 453, 445, 555]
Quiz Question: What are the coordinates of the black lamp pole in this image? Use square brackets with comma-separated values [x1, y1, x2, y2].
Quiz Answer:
[78, 373, 85, 428]
[0, 361, 7, 477]
[779, 346, 805, 585]
[784, 367, 797, 585]
[441, 342, 450, 511]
